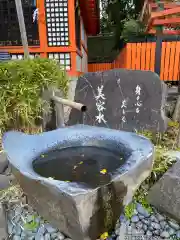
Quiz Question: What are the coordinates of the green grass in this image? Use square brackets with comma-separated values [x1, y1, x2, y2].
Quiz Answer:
[125, 122, 179, 216]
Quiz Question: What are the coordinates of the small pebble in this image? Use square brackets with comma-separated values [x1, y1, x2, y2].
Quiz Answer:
[24, 230, 36, 237]
[160, 231, 170, 238]
[21, 232, 27, 238]
[13, 225, 22, 235]
[146, 230, 153, 236]
[35, 233, 44, 240]
[126, 225, 133, 234]
[13, 236, 21, 240]
[44, 233, 51, 240]
[138, 214, 145, 220]
[168, 220, 180, 230]
[136, 203, 150, 217]
[56, 232, 65, 240]
[156, 213, 165, 222]
[44, 223, 57, 233]
[154, 229, 160, 236]
[138, 229, 145, 235]
[125, 220, 130, 226]
[35, 217, 41, 225]
[150, 215, 158, 223]
[131, 215, 139, 223]
[51, 233, 58, 239]
[7, 220, 13, 233]
[26, 215, 34, 223]
[142, 224, 148, 231]
[115, 228, 121, 235]
[141, 218, 149, 225]
[130, 223, 136, 230]
[160, 220, 167, 229]
[151, 222, 161, 230]
[168, 227, 176, 236]
[15, 206, 23, 215]
[148, 226, 154, 231]
[176, 230, 180, 238]
[37, 225, 46, 235]
[119, 215, 126, 222]
[136, 222, 143, 229]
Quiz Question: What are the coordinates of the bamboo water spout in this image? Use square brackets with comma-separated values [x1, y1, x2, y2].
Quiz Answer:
[50, 94, 87, 129]
[51, 95, 87, 112]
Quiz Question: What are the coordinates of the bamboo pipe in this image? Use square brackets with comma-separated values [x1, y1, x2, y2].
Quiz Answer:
[51, 95, 87, 112]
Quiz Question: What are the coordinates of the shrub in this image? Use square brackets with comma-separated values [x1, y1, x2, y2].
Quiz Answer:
[0, 58, 68, 134]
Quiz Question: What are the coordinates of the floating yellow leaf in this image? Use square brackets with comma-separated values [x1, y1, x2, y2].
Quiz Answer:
[100, 232, 109, 239]
[79, 161, 83, 164]
[100, 169, 107, 174]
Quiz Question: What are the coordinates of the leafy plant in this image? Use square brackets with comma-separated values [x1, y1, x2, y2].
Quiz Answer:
[121, 19, 145, 42]
[0, 58, 68, 135]
[124, 202, 136, 219]
[24, 215, 39, 230]
[100, 0, 145, 47]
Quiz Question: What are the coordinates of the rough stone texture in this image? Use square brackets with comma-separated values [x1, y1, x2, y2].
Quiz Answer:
[0, 152, 8, 174]
[68, 69, 167, 132]
[148, 159, 180, 222]
[0, 174, 14, 190]
[3, 125, 154, 240]
[0, 203, 8, 240]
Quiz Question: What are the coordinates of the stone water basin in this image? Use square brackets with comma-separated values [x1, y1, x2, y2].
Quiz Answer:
[2, 124, 154, 240]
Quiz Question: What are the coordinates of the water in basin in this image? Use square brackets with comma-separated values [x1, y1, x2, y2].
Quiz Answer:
[33, 146, 125, 188]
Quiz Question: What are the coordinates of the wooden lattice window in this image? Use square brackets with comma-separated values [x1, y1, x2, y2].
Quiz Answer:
[48, 52, 71, 70]
[0, 0, 39, 46]
[45, 0, 69, 46]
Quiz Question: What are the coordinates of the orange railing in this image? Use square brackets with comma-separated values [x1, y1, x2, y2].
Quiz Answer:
[88, 41, 180, 81]
[160, 41, 180, 81]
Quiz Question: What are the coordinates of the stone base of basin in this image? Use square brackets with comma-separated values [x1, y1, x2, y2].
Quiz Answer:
[2, 125, 154, 240]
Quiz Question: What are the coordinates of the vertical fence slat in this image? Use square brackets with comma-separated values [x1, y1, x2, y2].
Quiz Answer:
[160, 42, 166, 81]
[141, 42, 146, 71]
[164, 42, 171, 81]
[126, 43, 132, 69]
[136, 43, 141, 70]
[145, 43, 151, 70]
[168, 42, 176, 81]
[173, 41, 180, 81]
[150, 42, 156, 72]
[131, 43, 137, 70]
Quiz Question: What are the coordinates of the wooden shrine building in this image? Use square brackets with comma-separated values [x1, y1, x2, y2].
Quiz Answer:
[140, 0, 180, 35]
[0, 0, 100, 78]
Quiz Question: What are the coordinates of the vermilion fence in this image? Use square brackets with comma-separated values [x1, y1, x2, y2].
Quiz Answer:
[160, 41, 180, 81]
[88, 36, 180, 81]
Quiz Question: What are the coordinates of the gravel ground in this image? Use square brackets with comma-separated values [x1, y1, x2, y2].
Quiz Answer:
[115, 202, 180, 240]
[6, 200, 180, 240]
